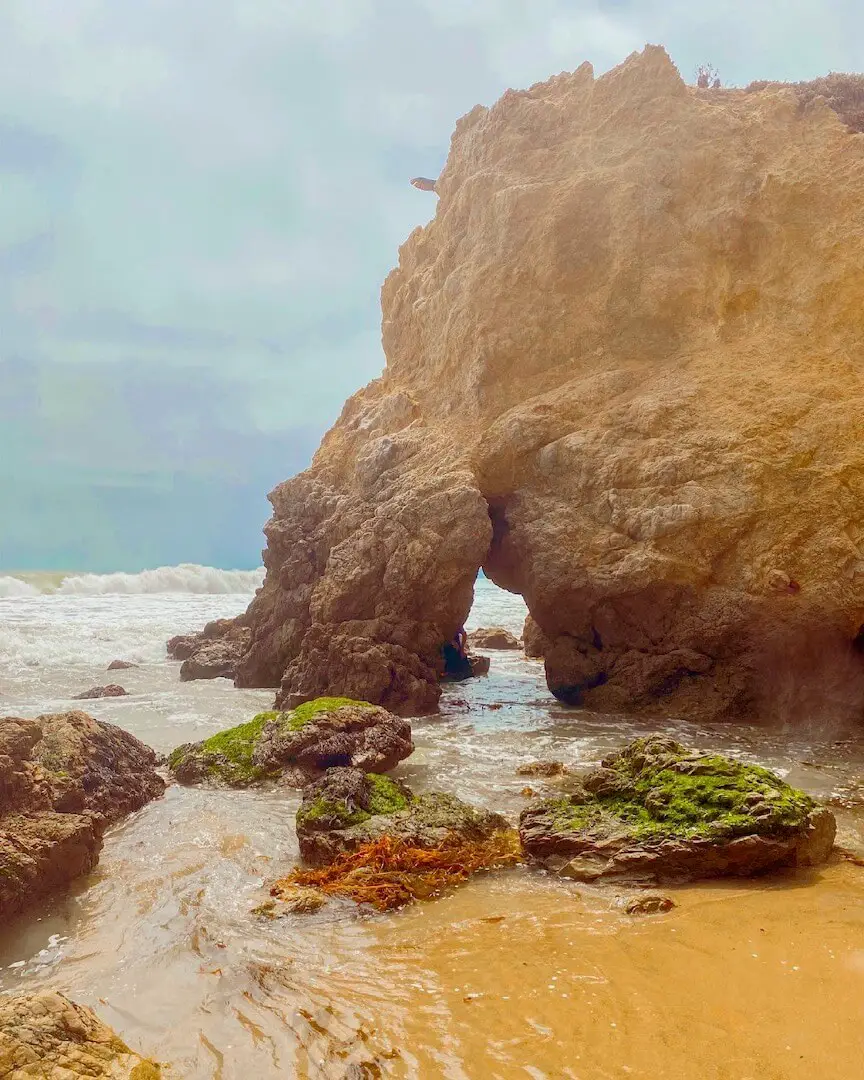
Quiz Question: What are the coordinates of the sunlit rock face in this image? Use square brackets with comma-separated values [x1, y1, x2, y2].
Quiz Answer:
[234, 46, 864, 723]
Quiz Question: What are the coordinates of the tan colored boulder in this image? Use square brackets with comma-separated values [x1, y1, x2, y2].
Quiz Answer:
[186, 46, 864, 722]
[0, 712, 164, 921]
[469, 626, 520, 650]
[0, 991, 160, 1078]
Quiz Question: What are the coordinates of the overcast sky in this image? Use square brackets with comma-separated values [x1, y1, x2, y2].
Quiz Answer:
[1, 0, 861, 571]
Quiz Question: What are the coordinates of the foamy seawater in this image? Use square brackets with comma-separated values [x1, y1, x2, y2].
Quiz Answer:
[2, 566, 864, 1077]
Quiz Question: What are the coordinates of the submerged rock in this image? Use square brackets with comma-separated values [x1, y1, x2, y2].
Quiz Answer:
[621, 894, 676, 916]
[0, 990, 161, 1078]
[0, 711, 164, 921]
[519, 736, 835, 884]
[107, 659, 137, 671]
[73, 684, 128, 700]
[167, 697, 413, 788]
[295, 766, 512, 867]
[264, 884, 329, 915]
[516, 760, 569, 778]
[469, 627, 520, 650]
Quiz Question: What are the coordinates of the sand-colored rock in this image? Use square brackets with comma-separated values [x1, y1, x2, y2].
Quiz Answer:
[0, 712, 164, 921]
[521, 616, 548, 660]
[469, 626, 520, 650]
[0, 991, 161, 1078]
[193, 46, 864, 722]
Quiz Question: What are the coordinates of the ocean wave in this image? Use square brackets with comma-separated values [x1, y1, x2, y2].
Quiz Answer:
[0, 575, 40, 597]
[55, 564, 265, 595]
[0, 564, 264, 596]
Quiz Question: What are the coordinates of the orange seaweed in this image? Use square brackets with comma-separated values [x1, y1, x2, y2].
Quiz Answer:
[272, 832, 521, 912]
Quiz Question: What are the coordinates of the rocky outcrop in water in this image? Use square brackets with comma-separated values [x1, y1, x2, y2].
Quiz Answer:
[518, 736, 835, 883]
[73, 685, 128, 700]
[106, 660, 137, 671]
[0, 711, 164, 921]
[0, 991, 161, 1078]
[295, 767, 511, 866]
[182, 46, 864, 723]
[168, 697, 413, 787]
[168, 616, 252, 681]
[469, 627, 520, 650]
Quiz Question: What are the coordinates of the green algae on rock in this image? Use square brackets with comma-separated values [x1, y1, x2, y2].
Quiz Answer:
[167, 698, 413, 788]
[519, 735, 836, 883]
[295, 766, 513, 866]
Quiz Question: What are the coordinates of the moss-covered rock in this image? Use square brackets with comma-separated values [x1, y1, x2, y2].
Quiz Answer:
[167, 698, 413, 788]
[295, 766, 513, 866]
[519, 735, 835, 883]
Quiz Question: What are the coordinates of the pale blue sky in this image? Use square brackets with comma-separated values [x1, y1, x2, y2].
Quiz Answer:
[1, 0, 861, 570]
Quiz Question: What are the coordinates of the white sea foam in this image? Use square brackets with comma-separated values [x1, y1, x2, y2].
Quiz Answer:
[0, 576, 40, 598]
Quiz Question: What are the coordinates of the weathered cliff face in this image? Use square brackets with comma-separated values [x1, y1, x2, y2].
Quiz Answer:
[236, 45, 864, 723]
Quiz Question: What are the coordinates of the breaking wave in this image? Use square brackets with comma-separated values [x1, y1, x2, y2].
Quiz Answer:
[0, 564, 264, 596]
[0, 576, 40, 597]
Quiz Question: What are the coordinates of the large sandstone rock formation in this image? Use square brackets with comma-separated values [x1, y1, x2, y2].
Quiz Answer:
[0, 991, 161, 1078]
[211, 46, 864, 722]
[0, 711, 164, 921]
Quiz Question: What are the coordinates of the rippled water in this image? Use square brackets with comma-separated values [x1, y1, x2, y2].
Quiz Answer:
[2, 577, 864, 1078]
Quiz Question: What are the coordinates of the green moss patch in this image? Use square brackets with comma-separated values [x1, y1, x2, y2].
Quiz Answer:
[298, 773, 411, 830]
[168, 698, 378, 788]
[546, 737, 814, 843]
[286, 696, 374, 731]
[366, 774, 411, 815]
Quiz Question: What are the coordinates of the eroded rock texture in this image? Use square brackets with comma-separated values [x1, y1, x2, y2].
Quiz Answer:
[519, 736, 836, 883]
[168, 616, 252, 681]
[168, 698, 413, 788]
[469, 627, 520, 650]
[296, 767, 510, 866]
[0, 991, 161, 1078]
[0, 711, 164, 921]
[204, 46, 864, 722]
